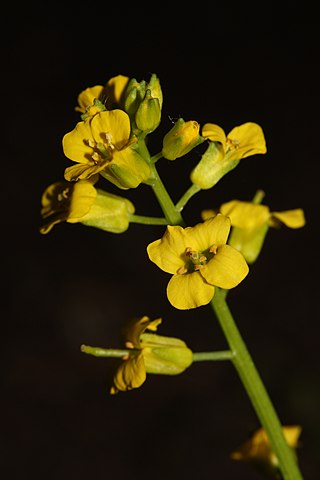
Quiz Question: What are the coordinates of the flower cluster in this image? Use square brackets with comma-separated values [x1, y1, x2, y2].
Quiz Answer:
[40, 71, 306, 478]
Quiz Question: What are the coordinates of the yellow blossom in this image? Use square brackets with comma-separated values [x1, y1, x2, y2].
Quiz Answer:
[203, 198, 305, 263]
[75, 75, 129, 117]
[110, 316, 193, 394]
[230, 425, 302, 478]
[147, 214, 249, 310]
[190, 122, 267, 189]
[75, 85, 104, 114]
[63, 109, 151, 189]
[40, 177, 135, 234]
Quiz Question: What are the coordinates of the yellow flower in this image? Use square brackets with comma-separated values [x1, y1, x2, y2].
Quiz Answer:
[75, 85, 104, 114]
[63, 109, 151, 189]
[230, 425, 302, 478]
[75, 75, 129, 117]
[190, 122, 267, 189]
[215, 198, 305, 263]
[40, 177, 135, 234]
[147, 214, 249, 310]
[110, 316, 193, 394]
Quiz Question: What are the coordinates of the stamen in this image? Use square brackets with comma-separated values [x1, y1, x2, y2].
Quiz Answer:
[194, 265, 203, 271]
[88, 139, 95, 148]
[210, 244, 218, 254]
[226, 137, 240, 150]
[125, 341, 134, 349]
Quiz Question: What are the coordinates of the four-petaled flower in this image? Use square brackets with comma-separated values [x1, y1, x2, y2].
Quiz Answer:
[110, 316, 193, 394]
[63, 109, 151, 189]
[147, 214, 249, 310]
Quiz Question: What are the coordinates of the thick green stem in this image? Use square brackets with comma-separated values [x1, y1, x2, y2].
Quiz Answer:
[211, 288, 303, 480]
[148, 163, 185, 226]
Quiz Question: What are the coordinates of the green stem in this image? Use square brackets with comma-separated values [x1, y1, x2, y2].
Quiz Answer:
[211, 288, 303, 480]
[193, 350, 234, 362]
[175, 184, 201, 212]
[129, 214, 168, 225]
[148, 163, 185, 226]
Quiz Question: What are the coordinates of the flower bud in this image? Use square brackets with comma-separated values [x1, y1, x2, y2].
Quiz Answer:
[124, 78, 146, 117]
[162, 118, 203, 160]
[135, 89, 161, 133]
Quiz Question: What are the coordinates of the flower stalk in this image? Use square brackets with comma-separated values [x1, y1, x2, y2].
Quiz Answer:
[211, 288, 303, 480]
[152, 173, 303, 480]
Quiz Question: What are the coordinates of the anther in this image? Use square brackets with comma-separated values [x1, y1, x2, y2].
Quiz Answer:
[209, 244, 218, 254]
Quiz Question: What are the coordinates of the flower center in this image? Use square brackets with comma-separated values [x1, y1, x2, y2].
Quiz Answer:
[87, 132, 114, 165]
[177, 245, 218, 275]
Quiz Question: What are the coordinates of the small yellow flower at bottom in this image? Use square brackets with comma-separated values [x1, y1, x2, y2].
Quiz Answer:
[147, 214, 249, 310]
[40, 177, 135, 234]
[230, 425, 302, 479]
[111, 316, 193, 394]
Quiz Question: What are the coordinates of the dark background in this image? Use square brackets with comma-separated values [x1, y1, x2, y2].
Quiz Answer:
[3, 3, 319, 479]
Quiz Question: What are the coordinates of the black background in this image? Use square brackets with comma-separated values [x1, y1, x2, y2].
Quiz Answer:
[3, 3, 320, 479]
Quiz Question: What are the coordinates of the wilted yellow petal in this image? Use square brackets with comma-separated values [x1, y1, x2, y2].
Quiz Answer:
[167, 272, 214, 310]
[201, 244, 249, 289]
[112, 353, 146, 393]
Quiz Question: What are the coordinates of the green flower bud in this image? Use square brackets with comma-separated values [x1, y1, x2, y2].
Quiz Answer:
[124, 78, 146, 117]
[162, 118, 203, 160]
[135, 89, 161, 133]
[147, 73, 163, 109]
[141, 333, 193, 375]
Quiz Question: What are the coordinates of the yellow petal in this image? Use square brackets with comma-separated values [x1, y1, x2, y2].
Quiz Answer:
[122, 316, 162, 348]
[64, 162, 103, 182]
[201, 244, 249, 289]
[270, 209, 306, 228]
[202, 123, 227, 147]
[104, 75, 129, 107]
[112, 353, 146, 393]
[186, 214, 231, 251]
[91, 110, 131, 149]
[167, 272, 214, 310]
[227, 122, 267, 161]
[220, 200, 270, 230]
[68, 180, 97, 220]
[147, 225, 190, 274]
[62, 120, 95, 163]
